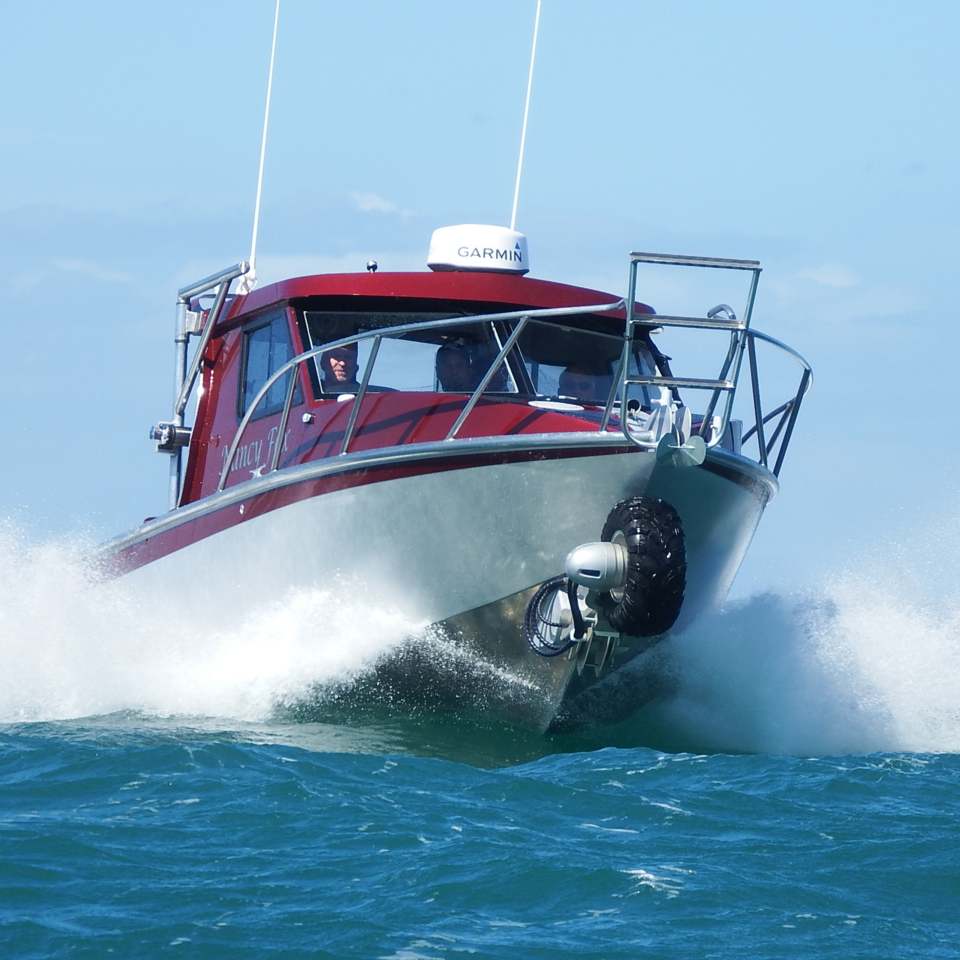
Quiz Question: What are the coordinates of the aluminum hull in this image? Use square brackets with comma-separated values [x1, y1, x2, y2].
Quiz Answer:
[105, 437, 775, 730]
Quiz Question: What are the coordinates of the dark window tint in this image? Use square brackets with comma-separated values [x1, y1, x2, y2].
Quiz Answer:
[240, 309, 301, 418]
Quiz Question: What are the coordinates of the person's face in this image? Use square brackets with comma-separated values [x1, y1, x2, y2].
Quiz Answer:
[323, 347, 357, 383]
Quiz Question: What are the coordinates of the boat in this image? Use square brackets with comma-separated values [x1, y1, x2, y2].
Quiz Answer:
[100, 222, 812, 731]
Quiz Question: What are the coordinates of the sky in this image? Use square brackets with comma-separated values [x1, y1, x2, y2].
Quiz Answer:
[1, 0, 958, 595]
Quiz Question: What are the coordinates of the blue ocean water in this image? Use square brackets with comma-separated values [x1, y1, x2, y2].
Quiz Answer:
[1, 527, 958, 957]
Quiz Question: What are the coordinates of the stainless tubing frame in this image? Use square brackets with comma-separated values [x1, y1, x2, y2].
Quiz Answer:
[177, 261, 250, 302]
[217, 301, 622, 492]
[166, 260, 249, 509]
[613, 254, 814, 475]
[445, 318, 529, 440]
[718, 266, 761, 436]
[174, 276, 232, 419]
[621, 254, 763, 446]
[738, 330, 813, 477]
[340, 335, 382, 455]
[609, 256, 640, 438]
[747, 333, 767, 469]
[627, 375, 735, 391]
[741, 399, 793, 447]
[629, 252, 761, 271]
[773, 368, 810, 477]
[213, 256, 813, 494]
[169, 299, 189, 510]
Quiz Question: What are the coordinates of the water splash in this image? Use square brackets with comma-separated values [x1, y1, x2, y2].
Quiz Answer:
[636, 561, 960, 755]
[0, 523, 420, 723]
[2, 518, 959, 755]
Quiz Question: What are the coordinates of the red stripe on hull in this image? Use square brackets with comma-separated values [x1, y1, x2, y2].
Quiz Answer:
[110, 444, 641, 576]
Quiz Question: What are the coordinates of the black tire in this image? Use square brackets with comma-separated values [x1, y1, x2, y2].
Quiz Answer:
[600, 497, 685, 637]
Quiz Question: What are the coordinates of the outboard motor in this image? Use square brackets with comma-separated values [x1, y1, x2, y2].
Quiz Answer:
[524, 497, 686, 664]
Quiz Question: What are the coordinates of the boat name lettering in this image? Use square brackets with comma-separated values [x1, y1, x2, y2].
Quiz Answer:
[221, 426, 291, 473]
[456, 245, 523, 263]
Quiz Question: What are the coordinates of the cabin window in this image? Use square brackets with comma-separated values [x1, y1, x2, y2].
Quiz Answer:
[239, 308, 302, 419]
[300, 310, 521, 396]
[516, 320, 662, 408]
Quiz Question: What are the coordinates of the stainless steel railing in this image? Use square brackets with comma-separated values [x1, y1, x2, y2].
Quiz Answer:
[611, 252, 812, 476]
[162, 251, 812, 502]
[153, 260, 250, 509]
[216, 301, 624, 492]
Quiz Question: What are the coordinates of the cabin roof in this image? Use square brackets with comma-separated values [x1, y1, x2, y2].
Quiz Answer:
[221, 270, 652, 327]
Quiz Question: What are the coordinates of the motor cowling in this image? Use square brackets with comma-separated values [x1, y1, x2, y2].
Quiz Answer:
[564, 541, 629, 592]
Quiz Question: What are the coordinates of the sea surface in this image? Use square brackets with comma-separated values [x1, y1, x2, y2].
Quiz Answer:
[1, 526, 958, 958]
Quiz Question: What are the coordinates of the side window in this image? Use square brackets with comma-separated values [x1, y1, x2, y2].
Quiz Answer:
[239, 309, 301, 418]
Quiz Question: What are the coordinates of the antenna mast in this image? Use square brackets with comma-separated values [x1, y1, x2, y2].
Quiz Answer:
[509, 0, 542, 232]
[239, 0, 281, 294]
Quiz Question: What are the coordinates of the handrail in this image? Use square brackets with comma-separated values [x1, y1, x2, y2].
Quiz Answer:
[177, 261, 249, 303]
[624, 375, 735, 391]
[630, 252, 761, 271]
[617, 254, 763, 451]
[742, 400, 793, 445]
[748, 328, 814, 374]
[738, 330, 812, 476]
[445, 317, 529, 439]
[341, 335, 382, 454]
[638, 313, 746, 331]
[210, 252, 814, 494]
[217, 300, 624, 491]
[175, 274, 234, 418]
[160, 259, 250, 511]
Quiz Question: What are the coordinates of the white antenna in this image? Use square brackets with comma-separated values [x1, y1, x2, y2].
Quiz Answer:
[509, 0, 542, 232]
[239, 0, 281, 295]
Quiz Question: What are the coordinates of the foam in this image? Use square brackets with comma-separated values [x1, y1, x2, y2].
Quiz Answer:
[644, 555, 960, 754]
[2, 516, 958, 754]
[0, 523, 419, 723]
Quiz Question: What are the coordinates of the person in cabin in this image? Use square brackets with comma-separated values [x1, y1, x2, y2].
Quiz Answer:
[472, 346, 510, 392]
[320, 343, 361, 394]
[435, 344, 476, 392]
[558, 364, 613, 404]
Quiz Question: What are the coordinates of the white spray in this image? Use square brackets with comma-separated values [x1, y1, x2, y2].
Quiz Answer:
[643, 533, 960, 755]
[0, 523, 419, 724]
[2, 517, 959, 754]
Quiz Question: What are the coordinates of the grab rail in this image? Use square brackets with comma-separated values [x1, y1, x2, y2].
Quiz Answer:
[741, 329, 813, 476]
[217, 300, 624, 492]
[207, 252, 812, 495]
[154, 260, 250, 510]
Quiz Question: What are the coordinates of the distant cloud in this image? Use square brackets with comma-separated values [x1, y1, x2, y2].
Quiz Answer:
[6, 257, 134, 297]
[796, 264, 860, 289]
[51, 258, 133, 285]
[349, 191, 414, 217]
[765, 262, 919, 340]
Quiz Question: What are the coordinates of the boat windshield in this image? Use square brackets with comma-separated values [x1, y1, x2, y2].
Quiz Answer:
[301, 309, 521, 395]
[514, 319, 663, 408]
[300, 308, 662, 406]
